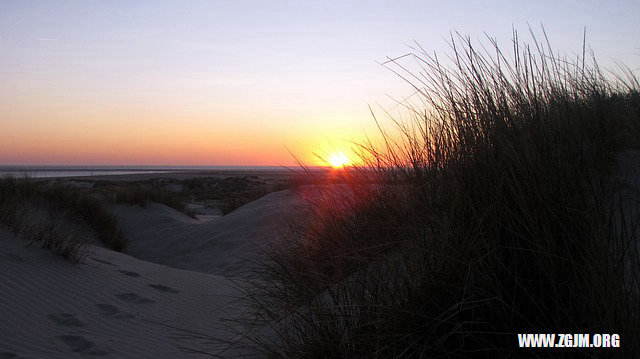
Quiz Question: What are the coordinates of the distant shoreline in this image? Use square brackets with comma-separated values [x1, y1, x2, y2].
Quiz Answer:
[0, 165, 329, 180]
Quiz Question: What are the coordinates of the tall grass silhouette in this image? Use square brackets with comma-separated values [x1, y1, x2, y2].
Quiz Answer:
[243, 30, 640, 357]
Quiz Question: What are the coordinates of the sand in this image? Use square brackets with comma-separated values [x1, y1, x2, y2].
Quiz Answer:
[112, 190, 308, 277]
[0, 186, 308, 358]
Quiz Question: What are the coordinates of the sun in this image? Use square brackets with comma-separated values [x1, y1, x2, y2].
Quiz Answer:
[328, 152, 350, 169]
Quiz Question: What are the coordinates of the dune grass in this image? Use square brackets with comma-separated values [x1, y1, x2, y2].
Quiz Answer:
[43, 184, 127, 251]
[19, 215, 87, 263]
[244, 31, 640, 357]
[0, 175, 126, 254]
[94, 181, 198, 218]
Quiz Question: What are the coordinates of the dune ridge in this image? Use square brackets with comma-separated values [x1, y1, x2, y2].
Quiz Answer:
[0, 189, 306, 358]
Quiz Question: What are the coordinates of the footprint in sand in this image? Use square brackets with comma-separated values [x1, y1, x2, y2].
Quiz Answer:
[47, 313, 86, 327]
[0, 352, 22, 359]
[55, 335, 110, 355]
[148, 284, 180, 293]
[118, 270, 141, 277]
[96, 304, 134, 319]
[91, 258, 117, 267]
[115, 293, 155, 304]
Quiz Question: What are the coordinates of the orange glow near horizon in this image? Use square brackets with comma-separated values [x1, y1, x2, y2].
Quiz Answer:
[0, 97, 378, 166]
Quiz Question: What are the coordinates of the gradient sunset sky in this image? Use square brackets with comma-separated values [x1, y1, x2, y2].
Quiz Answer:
[1, 1, 639, 166]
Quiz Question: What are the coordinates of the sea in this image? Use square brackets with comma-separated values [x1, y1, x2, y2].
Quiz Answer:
[0, 165, 295, 179]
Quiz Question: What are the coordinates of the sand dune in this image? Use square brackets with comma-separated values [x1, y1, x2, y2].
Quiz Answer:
[113, 189, 308, 277]
[0, 189, 308, 358]
[0, 231, 246, 358]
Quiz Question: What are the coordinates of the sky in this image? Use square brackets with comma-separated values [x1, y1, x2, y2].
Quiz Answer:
[1, 0, 639, 166]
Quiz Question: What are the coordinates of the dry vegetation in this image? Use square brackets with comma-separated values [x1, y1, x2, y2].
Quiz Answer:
[42, 183, 127, 251]
[0, 176, 106, 261]
[90, 176, 289, 215]
[243, 31, 640, 357]
[0, 175, 291, 261]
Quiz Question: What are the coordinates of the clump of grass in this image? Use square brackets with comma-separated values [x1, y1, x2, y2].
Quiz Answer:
[0, 175, 127, 253]
[19, 214, 87, 262]
[0, 176, 87, 261]
[43, 185, 127, 251]
[244, 30, 640, 357]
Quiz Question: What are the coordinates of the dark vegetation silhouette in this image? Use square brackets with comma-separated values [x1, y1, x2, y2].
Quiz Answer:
[0, 175, 125, 259]
[242, 30, 640, 358]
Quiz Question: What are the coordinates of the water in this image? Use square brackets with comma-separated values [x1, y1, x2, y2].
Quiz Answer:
[0, 165, 294, 179]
